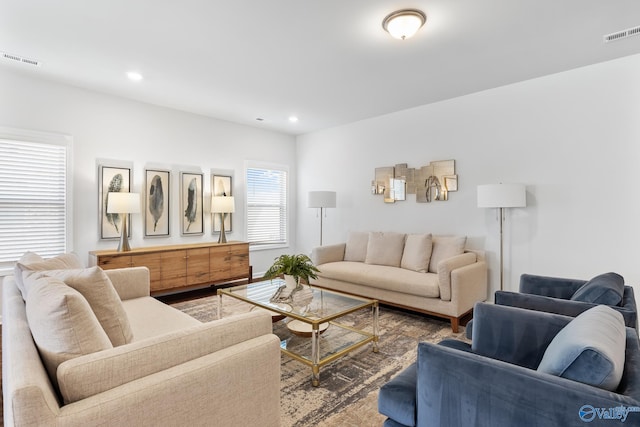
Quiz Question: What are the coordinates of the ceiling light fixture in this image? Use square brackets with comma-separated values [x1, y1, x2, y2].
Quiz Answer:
[126, 71, 143, 81]
[382, 9, 426, 40]
[289, 116, 299, 123]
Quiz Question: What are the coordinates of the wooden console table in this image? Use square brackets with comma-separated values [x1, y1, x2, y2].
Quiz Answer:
[90, 241, 250, 295]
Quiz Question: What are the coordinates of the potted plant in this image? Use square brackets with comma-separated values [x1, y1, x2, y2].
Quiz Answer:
[264, 253, 320, 290]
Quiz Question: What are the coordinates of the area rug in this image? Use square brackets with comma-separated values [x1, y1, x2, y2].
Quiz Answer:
[169, 295, 468, 427]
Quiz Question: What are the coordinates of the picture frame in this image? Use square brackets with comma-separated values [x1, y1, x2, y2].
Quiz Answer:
[180, 171, 204, 235]
[144, 169, 170, 237]
[99, 164, 132, 240]
[211, 174, 232, 233]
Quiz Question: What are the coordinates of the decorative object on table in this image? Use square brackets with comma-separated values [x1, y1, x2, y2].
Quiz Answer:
[265, 254, 320, 302]
[211, 195, 235, 243]
[308, 191, 336, 246]
[286, 319, 330, 337]
[211, 172, 233, 233]
[477, 183, 526, 291]
[180, 171, 203, 235]
[98, 163, 132, 239]
[144, 169, 170, 237]
[373, 160, 457, 203]
[106, 192, 140, 252]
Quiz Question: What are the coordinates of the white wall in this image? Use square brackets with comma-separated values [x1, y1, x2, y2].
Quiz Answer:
[296, 53, 640, 298]
[0, 68, 297, 278]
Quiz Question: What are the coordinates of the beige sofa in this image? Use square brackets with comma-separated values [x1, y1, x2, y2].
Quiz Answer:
[3, 259, 281, 427]
[311, 232, 488, 332]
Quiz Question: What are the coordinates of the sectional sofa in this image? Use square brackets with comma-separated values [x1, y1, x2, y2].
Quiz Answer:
[3, 253, 281, 427]
[311, 232, 488, 332]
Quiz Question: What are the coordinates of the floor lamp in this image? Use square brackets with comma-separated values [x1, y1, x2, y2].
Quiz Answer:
[106, 192, 141, 252]
[211, 196, 235, 244]
[477, 184, 526, 291]
[308, 191, 336, 246]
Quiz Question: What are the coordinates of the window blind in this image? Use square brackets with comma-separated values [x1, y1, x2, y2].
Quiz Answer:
[246, 166, 288, 247]
[0, 138, 68, 269]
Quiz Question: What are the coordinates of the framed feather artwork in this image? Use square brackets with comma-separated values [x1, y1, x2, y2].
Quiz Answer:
[180, 171, 204, 236]
[212, 173, 232, 234]
[144, 169, 170, 237]
[98, 164, 132, 240]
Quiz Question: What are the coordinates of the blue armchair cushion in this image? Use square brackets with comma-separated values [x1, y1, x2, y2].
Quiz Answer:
[537, 305, 626, 391]
[570, 272, 624, 305]
[378, 362, 417, 427]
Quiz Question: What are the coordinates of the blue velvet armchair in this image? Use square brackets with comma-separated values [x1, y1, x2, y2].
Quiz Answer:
[495, 273, 638, 329]
[378, 303, 640, 427]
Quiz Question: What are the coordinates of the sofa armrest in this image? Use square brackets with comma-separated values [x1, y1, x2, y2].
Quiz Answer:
[471, 302, 571, 369]
[416, 339, 640, 427]
[437, 252, 477, 301]
[519, 273, 584, 298]
[495, 288, 639, 329]
[312, 243, 346, 265]
[57, 310, 273, 403]
[104, 267, 150, 300]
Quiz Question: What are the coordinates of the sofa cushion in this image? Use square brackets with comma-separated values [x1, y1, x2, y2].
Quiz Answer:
[25, 275, 113, 388]
[34, 267, 134, 346]
[428, 236, 466, 273]
[365, 232, 406, 267]
[401, 233, 433, 273]
[317, 261, 440, 298]
[570, 272, 624, 306]
[14, 252, 83, 299]
[344, 231, 369, 262]
[537, 305, 625, 391]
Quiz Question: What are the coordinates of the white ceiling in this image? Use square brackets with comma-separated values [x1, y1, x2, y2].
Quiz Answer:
[2, 1, 640, 135]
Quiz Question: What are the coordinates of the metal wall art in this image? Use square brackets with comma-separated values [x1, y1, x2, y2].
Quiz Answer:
[372, 160, 457, 203]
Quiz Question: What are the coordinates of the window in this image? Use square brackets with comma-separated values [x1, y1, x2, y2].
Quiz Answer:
[0, 128, 71, 272]
[246, 164, 288, 248]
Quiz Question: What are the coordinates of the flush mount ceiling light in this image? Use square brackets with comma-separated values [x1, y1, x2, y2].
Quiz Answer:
[382, 9, 426, 40]
[126, 71, 143, 81]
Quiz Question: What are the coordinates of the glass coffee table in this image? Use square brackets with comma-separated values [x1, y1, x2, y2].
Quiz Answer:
[218, 278, 379, 386]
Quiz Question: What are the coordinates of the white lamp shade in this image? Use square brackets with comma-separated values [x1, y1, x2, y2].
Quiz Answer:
[477, 184, 526, 208]
[308, 191, 336, 208]
[107, 192, 141, 214]
[211, 196, 235, 213]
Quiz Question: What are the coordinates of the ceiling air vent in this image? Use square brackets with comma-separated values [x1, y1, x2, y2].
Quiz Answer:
[1, 51, 41, 67]
[604, 25, 640, 43]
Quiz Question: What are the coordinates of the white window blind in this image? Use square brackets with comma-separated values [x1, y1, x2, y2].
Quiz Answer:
[246, 166, 288, 247]
[0, 138, 68, 269]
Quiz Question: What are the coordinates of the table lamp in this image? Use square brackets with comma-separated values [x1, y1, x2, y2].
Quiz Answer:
[212, 196, 235, 243]
[106, 192, 141, 252]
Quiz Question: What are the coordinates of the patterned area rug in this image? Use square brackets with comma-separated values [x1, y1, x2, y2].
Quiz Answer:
[169, 294, 468, 427]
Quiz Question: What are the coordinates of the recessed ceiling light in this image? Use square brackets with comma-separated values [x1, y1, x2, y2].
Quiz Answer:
[289, 116, 299, 123]
[126, 71, 143, 81]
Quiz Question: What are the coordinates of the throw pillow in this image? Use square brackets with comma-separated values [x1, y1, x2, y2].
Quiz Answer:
[401, 233, 433, 273]
[35, 267, 134, 346]
[537, 305, 626, 391]
[428, 236, 466, 273]
[25, 275, 113, 389]
[13, 251, 43, 298]
[15, 252, 84, 300]
[344, 231, 369, 262]
[365, 232, 406, 267]
[570, 272, 625, 306]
